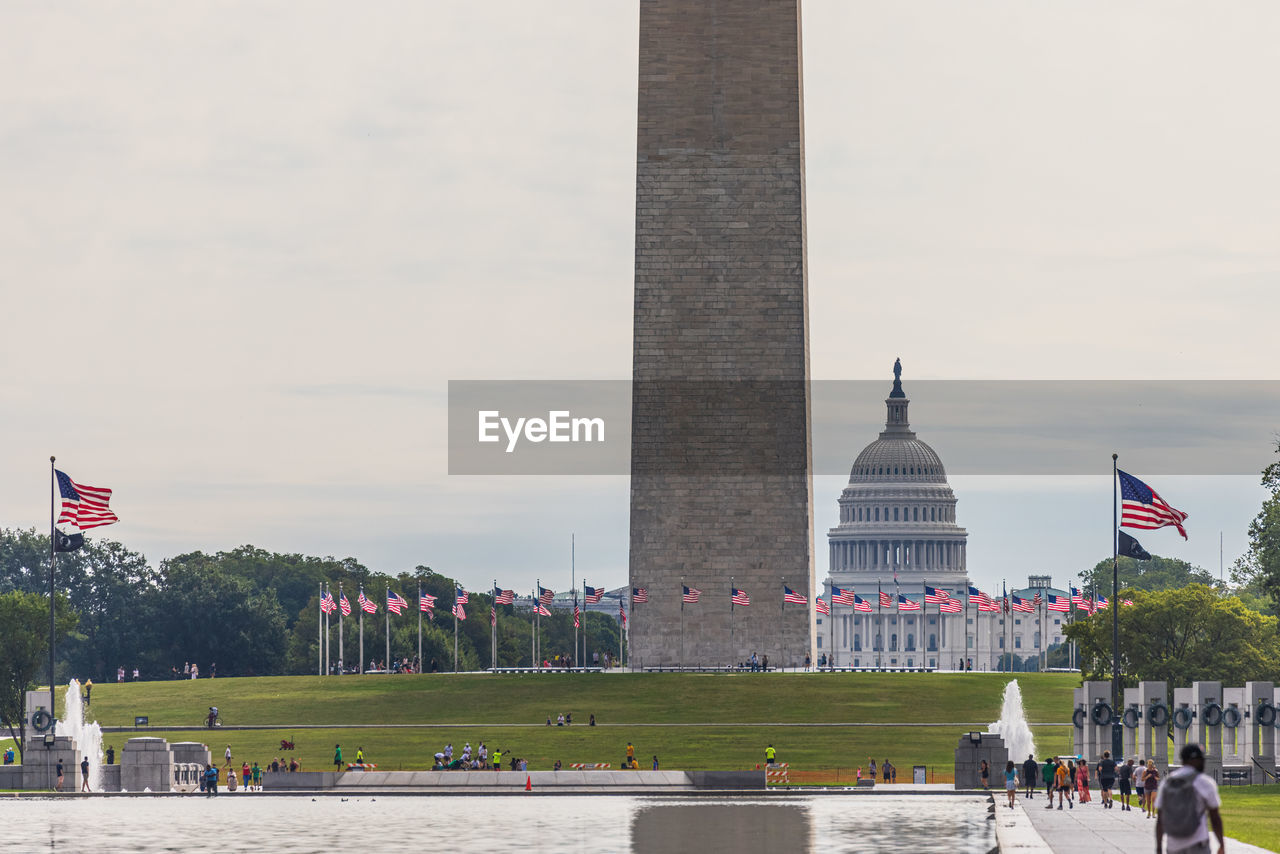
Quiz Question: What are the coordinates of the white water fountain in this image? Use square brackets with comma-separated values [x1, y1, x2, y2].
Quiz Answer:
[989, 679, 1036, 764]
[61, 679, 105, 791]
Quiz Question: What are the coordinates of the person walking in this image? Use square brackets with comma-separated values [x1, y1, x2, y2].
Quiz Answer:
[1021, 754, 1037, 800]
[1004, 760, 1018, 807]
[1155, 744, 1224, 854]
[1041, 757, 1055, 800]
[1076, 758, 1091, 803]
[333, 744, 343, 767]
[80, 757, 91, 792]
[1051, 759, 1072, 810]
[355, 746, 365, 765]
[1097, 751, 1117, 809]
[765, 744, 776, 765]
[979, 758, 990, 790]
[1135, 757, 1147, 811]
[1143, 760, 1161, 818]
[1118, 758, 1135, 810]
[224, 744, 232, 766]
[55, 759, 64, 792]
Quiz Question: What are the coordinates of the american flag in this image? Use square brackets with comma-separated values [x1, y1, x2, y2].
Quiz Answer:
[632, 587, 648, 603]
[584, 585, 603, 604]
[419, 591, 436, 613]
[494, 587, 515, 605]
[1033, 592, 1043, 607]
[682, 585, 701, 604]
[968, 586, 993, 610]
[573, 603, 580, 628]
[924, 585, 949, 604]
[1096, 596, 1109, 609]
[897, 594, 921, 612]
[1081, 596, 1095, 614]
[1119, 470, 1189, 539]
[538, 586, 554, 606]
[619, 601, 627, 627]
[939, 599, 963, 613]
[783, 586, 807, 605]
[456, 587, 469, 605]
[731, 588, 750, 607]
[831, 585, 856, 606]
[815, 597, 830, 616]
[853, 595, 872, 613]
[320, 590, 336, 614]
[358, 592, 377, 614]
[340, 594, 351, 616]
[977, 593, 1001, 613]
[386, 590, 408, 615]
[536, 603, 551, 617]
[1071, 588, 1085, 607]
[1010, 595, 1034, 613]
[55, 470, 118, 530]
[453, 601, 467, 620]
[879, 590, 893, 608]
[1122, 598, 1135, 607]
[1046, 594, 1069, 612]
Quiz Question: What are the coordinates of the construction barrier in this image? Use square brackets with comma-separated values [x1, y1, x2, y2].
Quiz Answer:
[569, 763, 611, 769]
[345, 763, 377, 771]
[765, 763, 789, 784]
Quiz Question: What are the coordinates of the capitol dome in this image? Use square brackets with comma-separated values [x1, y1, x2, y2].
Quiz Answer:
[826, 360, 968, 587]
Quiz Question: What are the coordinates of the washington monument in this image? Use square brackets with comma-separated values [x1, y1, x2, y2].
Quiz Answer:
[628, 0, 815, 667]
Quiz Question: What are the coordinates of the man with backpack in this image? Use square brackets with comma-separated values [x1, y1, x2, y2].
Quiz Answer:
[1156, 744, 1224, 854]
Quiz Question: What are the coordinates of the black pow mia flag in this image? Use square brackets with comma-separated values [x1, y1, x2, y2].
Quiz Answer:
[54, 530, 84, 553]
[1118, 530, 1151, 561]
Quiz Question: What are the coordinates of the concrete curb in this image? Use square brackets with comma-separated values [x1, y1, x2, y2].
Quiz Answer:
[992, 799, 1055, 852]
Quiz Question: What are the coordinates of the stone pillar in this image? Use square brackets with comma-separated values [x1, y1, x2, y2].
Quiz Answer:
[1139, 681, 1169, 771]
[21, 734, 78, 791]
[1072, 686, 1085, 757]
[1223, 686, 1245, 766]
[121, 737, 174, 793]
[1173, 686, 1193, 761]
[1245, 682, 1275, 771]
[1123, 686, 1140, 759]
[628, 0, 814, 669]
[1083, 680, 1112, 763]
[954, 732, 1008, 791]
[1192, 681, 1223, 778]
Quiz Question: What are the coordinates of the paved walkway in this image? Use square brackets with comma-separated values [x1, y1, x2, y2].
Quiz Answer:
[1006, 793, 1275, 854]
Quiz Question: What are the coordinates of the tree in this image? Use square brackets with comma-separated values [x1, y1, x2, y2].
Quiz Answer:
[1234, 441, 1280, 612]
[1078, 553, 1217, 596]
[0, 591, 78, 761]
[1064, 584, 1280, 687]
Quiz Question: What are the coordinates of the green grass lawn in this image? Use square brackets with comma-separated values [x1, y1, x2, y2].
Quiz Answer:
[1219, 786, 1280, 852]
[55, 671, 1077, 778]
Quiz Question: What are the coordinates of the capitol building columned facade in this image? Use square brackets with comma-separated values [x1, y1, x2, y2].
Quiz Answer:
[821, 363, 1068, 671]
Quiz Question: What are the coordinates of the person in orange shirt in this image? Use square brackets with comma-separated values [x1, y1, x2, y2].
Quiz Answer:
[1049, 760, 1073, 810]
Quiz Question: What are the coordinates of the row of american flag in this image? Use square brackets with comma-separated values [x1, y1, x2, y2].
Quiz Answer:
[631, 583, 1133, 615]
[318, 582, 620, 629]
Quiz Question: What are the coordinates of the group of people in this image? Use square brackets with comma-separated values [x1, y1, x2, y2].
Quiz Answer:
[175, 662, 214, 679]
[742, 653, 770, 672]
[428, 742, 495, 771]
[855, 757, 896, 783]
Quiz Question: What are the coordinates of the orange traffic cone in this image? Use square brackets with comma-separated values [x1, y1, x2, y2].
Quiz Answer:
[525, 775, 532, 791]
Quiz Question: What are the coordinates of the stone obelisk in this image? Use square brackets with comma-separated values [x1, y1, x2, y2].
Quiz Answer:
[629, 0, 815, 668]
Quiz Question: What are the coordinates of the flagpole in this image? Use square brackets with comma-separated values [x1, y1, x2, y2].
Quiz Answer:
[571, 535, 576, 670]
[531, 586, 536, 668]
[1111, 452, 1122, 755]
[324, 584, 330, 675]
[338, 582, 344, 675]
[48, 456, 57, 729]
[828, 588, 833, 669]
[680, 576, 685, 670]
[535, 579, 541, 667]
[417, 586, 424, 670]
[876, 580, 882, 669]
[492, 579, 498, 671]
[317, 582, 323, 676]
[780, 576, 785, 672]
[453, 588, 459, 673]
[359, 587, 364, 675]
[385, 585, 391, 672]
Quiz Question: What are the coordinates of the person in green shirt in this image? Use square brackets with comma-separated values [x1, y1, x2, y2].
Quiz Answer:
[1041, 758, 1056, 799]
[333, 744, 342, 767]
[765, 744, 776, 765]
[492, 749, 502, 770]
[251, 763, 261, 791]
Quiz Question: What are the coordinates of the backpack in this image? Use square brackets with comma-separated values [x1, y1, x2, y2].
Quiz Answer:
[1161, 773, 1203, 838]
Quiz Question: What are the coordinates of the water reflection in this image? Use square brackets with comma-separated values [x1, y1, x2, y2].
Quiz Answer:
[11, 794, 992, 854]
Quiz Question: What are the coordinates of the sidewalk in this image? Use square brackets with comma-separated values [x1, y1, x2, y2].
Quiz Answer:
[1010, 793, 1274, 854]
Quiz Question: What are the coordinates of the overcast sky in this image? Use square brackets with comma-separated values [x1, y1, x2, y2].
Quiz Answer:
[2, 1, 1276, 594]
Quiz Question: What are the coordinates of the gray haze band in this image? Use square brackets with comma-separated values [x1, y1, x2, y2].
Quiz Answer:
[448, 380, 1278, 476]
